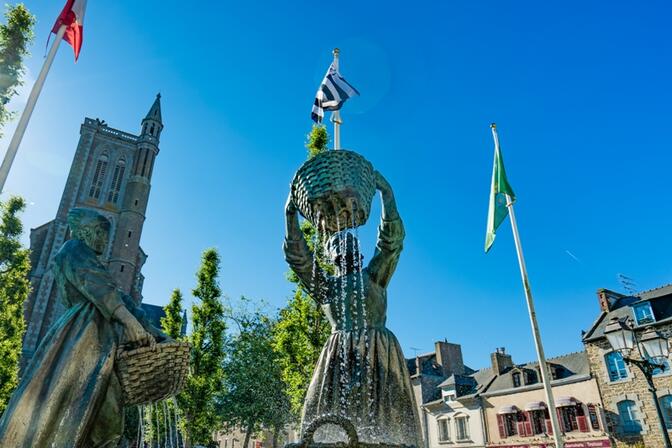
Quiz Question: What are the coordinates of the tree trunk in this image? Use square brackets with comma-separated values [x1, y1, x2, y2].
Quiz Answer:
[243, 422, 254, 448]
[272, 426, 280, 448]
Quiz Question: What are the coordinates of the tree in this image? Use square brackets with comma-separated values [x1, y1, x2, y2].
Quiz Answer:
[0, 4, 35, 136]
[0, 197, 30, 415]
[179, 248, 227, 447]
[272, 125, 332, 420]
[162, 288, 185, 340]
[219, 311, 291, 448]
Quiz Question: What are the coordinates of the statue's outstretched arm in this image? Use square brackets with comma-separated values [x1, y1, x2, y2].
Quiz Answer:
[283, 194, 328, 303]
[368, 171, 405, 288]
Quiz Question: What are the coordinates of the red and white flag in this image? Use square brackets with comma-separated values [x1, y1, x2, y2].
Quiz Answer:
[52, 0, 87, 61]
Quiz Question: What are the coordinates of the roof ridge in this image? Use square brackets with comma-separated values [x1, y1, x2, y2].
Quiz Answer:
[637, 283, 672, 296]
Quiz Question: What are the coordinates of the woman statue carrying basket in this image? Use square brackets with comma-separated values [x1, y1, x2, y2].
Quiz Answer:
[0, 208, 168, 448]
[284, 170, 421, 447]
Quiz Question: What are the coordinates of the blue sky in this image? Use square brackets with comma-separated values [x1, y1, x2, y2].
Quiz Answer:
[3, 0, 672, 370]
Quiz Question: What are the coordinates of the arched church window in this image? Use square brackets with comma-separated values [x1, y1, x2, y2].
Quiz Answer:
[89, 154, 109, 199]
[150, 124, 155, 136]
[107, 159, 126, 203]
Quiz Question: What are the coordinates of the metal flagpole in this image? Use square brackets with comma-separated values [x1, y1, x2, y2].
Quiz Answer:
[491, 125, 564, 448]
[0, 24, 67, 193]
[331, 47, 342, 150]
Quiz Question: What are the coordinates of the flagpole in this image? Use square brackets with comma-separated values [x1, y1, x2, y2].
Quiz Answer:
[0, 24, 67, 194]
[491, 124, 564, 448]
[331, 47, 342, 150]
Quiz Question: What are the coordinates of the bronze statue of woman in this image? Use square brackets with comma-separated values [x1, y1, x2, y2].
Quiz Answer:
[284, 171, 421, 447]
[0, 208, 166, 448]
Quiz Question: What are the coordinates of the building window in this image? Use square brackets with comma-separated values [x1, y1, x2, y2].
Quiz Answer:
[89, 154, 109, 199]
[438, 419, 450, 442]
[605, 351, 628, 381]
[559, 406, 578, 432]
[633, 302, 655, 325]
[120, 265, 124, 273]
[505, 413, 517, 436]
[455, 416, 469, 441]
[587, 404, 601, 430]
[512, 372, 521, 387]
[617, 400, 642, 434]
[524, 370, 537, 385]
[530, 410, 546, 435]
[107, 159, 126, 203]
[660, 395, 672, 429]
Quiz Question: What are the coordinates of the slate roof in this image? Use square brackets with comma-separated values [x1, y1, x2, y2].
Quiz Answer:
[481, 351, 590, 397]
[140, 303, 166, 329]
[583, 284, 672, 342]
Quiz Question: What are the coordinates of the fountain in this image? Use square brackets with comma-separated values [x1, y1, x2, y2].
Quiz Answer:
[0, 208, 190, 448]
[284, 149, 421, 448]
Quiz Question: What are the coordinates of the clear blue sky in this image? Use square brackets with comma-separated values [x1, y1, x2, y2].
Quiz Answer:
[3, 0, 671, 370]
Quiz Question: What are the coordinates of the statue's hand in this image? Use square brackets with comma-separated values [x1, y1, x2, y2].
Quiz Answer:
[114, 307, 155, 348]
[374, 170, 392, 193]
[285, 192, 298, 216]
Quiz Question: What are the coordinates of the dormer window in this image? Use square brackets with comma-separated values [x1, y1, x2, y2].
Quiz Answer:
[633, 302, 655, 325]
[512, 372, 521, 387]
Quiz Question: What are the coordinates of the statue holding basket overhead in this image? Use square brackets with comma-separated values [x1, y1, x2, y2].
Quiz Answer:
[284, 150, 421, 448]
[0, 208, 189, 448]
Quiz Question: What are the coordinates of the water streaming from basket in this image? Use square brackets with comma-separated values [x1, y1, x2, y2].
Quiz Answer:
[135, 398, 186, 448]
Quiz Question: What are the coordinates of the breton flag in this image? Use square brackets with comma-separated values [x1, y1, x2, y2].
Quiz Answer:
[484, 124, 516, 252]
[52, 0, 87, 61]
[311, 62, 360, 123]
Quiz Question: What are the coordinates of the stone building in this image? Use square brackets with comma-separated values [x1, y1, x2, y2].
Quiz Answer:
[480, 348, 610, 448]
[583, 284, 672, 448]
[22, 95, 164, 367]
[422, 364, 492, 448]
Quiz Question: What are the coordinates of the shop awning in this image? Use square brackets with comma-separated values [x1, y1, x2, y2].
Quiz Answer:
[555, 396, 579, 407]
[497, 405, 519, 414]
[524, 401, 547, 411]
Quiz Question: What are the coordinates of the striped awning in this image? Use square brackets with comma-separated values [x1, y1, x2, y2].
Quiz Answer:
[524, 401, 547, 411]
[555, 396, 579, 407]
[497, 405, 519, 414]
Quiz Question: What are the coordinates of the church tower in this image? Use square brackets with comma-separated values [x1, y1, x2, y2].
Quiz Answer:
[23, 95, 165, 367]
[109, 94, 162, 303]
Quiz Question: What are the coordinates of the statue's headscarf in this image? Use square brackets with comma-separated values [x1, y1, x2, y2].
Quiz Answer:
[326, 230, 359, 262]
[67, 208, 110, 241]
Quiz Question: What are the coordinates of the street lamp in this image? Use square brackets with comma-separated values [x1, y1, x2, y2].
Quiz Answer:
[605, 317, 672, 448]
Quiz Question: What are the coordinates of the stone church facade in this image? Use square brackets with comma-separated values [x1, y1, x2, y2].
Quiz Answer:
[22, 94, 164, 367]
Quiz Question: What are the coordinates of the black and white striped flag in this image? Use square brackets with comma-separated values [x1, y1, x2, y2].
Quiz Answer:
[311, 62, 360, 123]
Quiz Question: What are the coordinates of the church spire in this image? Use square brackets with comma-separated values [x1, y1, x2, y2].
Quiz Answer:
[141, 93, 163, 141]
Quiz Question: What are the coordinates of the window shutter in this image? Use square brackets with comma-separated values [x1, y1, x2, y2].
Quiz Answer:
[576, 404, 589, 432]
[556, 408, 566, 433]
[545, 409, 553, 435]
[516, 413, 526, 437]
[524, 411, 533, 436]
[497, 414, 506, 438]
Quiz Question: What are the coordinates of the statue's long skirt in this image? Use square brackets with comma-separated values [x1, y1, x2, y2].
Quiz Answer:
[0, 302, 123, 448]
[301, 327, 421, 447]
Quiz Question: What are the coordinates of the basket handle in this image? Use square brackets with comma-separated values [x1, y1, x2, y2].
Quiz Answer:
[301, 415, 359, 448]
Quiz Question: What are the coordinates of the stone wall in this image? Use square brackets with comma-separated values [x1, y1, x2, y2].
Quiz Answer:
[585, 329, 672, 448]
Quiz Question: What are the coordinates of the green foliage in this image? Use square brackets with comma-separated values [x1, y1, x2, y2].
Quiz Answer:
[306, 124, 329, 158]
[162, 288, 185, 340]
[178, 248, 227, 446]
[219, 311, 291, 448]
[0, 4, 35, 137]
[274, 125, 333, 420]
[0, 196, 30, 415]
[272, 290, 329, 419]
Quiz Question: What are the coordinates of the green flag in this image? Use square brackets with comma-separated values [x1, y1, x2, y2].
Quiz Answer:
[485, 124, 515, 252]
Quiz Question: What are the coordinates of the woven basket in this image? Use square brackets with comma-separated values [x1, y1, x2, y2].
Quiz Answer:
[291, 150, 376, 233]
[115, 341, 190, 406]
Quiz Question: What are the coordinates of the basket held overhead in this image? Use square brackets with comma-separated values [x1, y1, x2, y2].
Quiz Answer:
[115, 341, 191, 406]
[291, 150, 376, 233]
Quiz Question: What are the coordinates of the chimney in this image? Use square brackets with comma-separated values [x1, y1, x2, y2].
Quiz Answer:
[596, 289, 625, 312]
[491, 347, 513, 375]
[435, 340, 466, 376]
